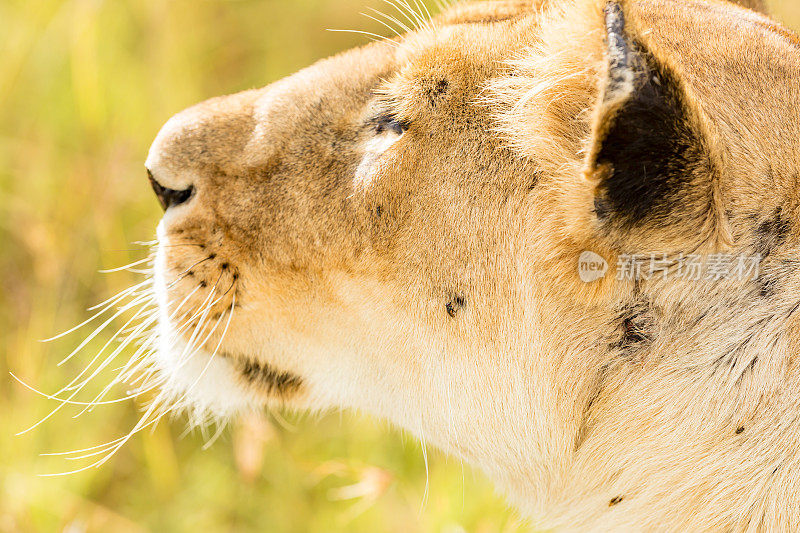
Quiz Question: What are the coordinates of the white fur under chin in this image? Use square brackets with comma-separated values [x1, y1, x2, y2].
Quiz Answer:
[151, 320, 254, 422]
[151, 226, 255, 423]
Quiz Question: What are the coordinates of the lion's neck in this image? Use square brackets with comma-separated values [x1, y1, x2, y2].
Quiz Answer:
[482, 288, 800, 529]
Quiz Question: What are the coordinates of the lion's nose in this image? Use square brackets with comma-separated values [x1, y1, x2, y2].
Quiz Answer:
[147, 169, 194, 211]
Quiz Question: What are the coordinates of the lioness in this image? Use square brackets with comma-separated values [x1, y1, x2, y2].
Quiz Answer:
[139, 0, 800, 528]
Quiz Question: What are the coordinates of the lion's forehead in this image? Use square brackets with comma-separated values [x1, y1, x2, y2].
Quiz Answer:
[147, 15, 532, 184]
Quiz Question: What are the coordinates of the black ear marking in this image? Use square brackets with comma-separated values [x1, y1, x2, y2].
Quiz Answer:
[602, 2, 634, 105]
[585, 1, 717, 233]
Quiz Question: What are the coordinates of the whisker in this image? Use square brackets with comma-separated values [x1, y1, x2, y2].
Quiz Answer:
[43, 396, 168, 467]
[98, 257, 152, 274]
[166, 257, 213, 290]
[37, 233, 245, 473]
[17, 308, 157, 436]
[162, 281, 224, 386]
[90, 279, 152, 305]
[71, 316, 161, 417]
[169, 273, 226, 333]
[383, 0, 427, 32]
[9, 372, 139, 407]
[419, 428, 430, 514]
[365, 7, 413, 34]
[41, 433, 136, 458]
[410, 0, 434, 30]
[269, 408, 298, 432]
[42, 281, 148, 342]
[326, 29, 399, 47]
[55, 293, 154, 366]
[56, 299, 155, 387]
[201, 419, 228, 450]
[377, 0, 419, 33]
[167, 284, 203, 322]
[157, 243, 205, 249]
[361, 11, 403, 38]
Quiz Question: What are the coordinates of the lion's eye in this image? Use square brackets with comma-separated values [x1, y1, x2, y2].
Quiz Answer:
[373, 114, 408, 136]
[355, 114, 408, 188]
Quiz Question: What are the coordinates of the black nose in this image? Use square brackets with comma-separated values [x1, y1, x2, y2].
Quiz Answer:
[147, 169, 194, 211]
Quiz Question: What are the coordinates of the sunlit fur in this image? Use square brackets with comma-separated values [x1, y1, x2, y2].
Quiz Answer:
[42, 0, 800, 528]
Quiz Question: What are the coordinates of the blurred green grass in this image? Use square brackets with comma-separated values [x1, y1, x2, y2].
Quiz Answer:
[1, 1, 798, 531]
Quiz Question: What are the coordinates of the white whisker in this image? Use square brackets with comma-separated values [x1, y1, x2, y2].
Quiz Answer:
[200, 419, 228, 450]
[361, 11, 403, 38]
[17, 298, 156, 436]
[33, 229, 246, 474]
[98, 256, 152, 274]
[366, 7, 413, 34]
[326, 29, 400, 47]
[71, 316, 161, 417]
[409, 0, 434, 30]
[56, 291, 154, 367]
[56, 300, 156, 392]
[9, 372, 137, 407]
[41, 280, 147, 342]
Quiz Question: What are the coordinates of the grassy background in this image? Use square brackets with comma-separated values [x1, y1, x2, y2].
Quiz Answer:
[1, 1, 798, 531]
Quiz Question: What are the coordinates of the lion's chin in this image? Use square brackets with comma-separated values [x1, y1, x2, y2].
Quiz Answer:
[151, 250, 255, 422]
[150, 321, 255, 423]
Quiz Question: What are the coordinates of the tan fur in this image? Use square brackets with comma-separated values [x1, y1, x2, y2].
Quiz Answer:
[144, 0, 800, 529]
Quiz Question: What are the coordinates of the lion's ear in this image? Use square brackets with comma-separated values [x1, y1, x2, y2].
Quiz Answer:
[583, 2, 728, 251]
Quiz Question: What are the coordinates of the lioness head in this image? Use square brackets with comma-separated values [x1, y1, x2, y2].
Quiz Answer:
[142, 0, 800, 528]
